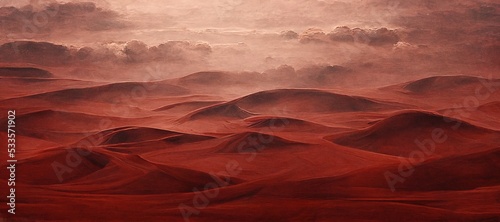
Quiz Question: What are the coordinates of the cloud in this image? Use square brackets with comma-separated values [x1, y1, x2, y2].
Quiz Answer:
[280, 30, 299, 40]
[148, 41, 212, 63]
[392, 41, 418, 50]
[121, 40, 213, 64]
[1, 0, 497, 81]
[0, 2, 127, 38]
[263, 64, 296, 82]
[387, 1, 500, 72]
[297, 27, 401, 46]
[0, 40, 213, 67]
[123, 40, 149, 63]
[298, 28, 328, 44]
[296, 64, 352, 86]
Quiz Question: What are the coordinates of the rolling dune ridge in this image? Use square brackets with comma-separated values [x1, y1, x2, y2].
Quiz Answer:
[1, 68, 499, 221]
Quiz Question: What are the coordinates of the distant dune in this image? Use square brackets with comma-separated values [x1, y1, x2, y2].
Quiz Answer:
[247, 116, 323, 128]
[399, 75, 500, 94]
[99, 127, 182, 145]
[7, 109, 120, 132]
[246, 116, 338, 132]
[178, 71, 235, 85]
[94, 127, 215, 153]
[14, 81, 190, 102]
[177, 71, 263, 86]
[180, 103, 255, 121]
[0, 67, 53, 78]
[329, 110, 500, 156]
[233, 89, 404, 113]
[96, 126, 214, 145]
[0, 76, 101, 100]
[154, 101, 223, 112]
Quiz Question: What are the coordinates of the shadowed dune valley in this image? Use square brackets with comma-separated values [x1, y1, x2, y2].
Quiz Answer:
[1, 0, 500, 221]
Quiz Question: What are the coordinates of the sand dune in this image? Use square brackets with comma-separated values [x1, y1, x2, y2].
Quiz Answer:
[215, 132, 306, 153]
[0, 77, 102, 100]
[154, 101, 223, 112]
[177, 71, 237, 85]
[15, 148, 109, 185]
[11, 81, 190, 103]
[392, 148, 500, 191]
[94, 127, 215, 153]
[234, 88, 404, 113]
[329, 110, 500, 156]
[99, 127, 182, 145]
[400, 75, 500, 94]
[247, 116, 327, 128]
[0, 109, 128, 145]
[0, 67, 53, 78]
[477, 101, 500, 116]
[305, 148, 500, 192]
[245, 116, 341, 133]
[88, 162, 241, 195]
[180, 103, 256, 121]
[9, 109, 120, 132]
[3, 70, 500, 221]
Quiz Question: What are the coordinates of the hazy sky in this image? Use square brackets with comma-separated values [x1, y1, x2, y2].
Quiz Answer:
[0, 0, 498, 82]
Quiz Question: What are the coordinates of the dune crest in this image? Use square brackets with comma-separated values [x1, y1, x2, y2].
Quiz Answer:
[328, 110, 500, 156]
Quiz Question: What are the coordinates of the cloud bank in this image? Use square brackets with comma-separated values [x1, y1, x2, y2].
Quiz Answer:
[0, 0, 497, 82]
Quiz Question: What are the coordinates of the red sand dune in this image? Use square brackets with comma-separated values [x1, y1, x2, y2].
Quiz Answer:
[401, 75, 500, 94]
[245, 116, 340, 132]
[0, 67, 53, 78]
[376, 75, 500, 110]
[1, 69, 500, 221]
[477, 101, 500, 117]
[214, 132, 307, 153]
[16, 148, 109, 185]
[19, 81, 191, 102]
[291, 148, 500, 192]
[92, 127, 215, 154]
[99, 127, 183, 145]
[328, 110, 500, 156]
[154, 101, 223, 112]
[180, 103, 256, 121]
[177, 71, 240, 85]
[233, 88, 406, 113]
[0, 110, 129, 145]
[0, 67, 104, 100]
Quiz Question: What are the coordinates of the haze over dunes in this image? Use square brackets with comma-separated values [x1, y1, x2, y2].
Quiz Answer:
[1, 0, 499, 221]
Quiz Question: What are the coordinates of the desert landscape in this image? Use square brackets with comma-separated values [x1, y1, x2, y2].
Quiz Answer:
[1, 0, 499, 221]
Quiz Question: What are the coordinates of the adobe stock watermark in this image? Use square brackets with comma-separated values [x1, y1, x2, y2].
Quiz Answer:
[51, 64, 169, 182]
[178, 111, 290, 222]
[385, 74, 500, 192]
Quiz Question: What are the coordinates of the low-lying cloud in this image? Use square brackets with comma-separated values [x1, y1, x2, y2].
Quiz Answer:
[0, 2, 127, 39]
[298, 27, 401, 46]
[0, 40, 212, 67]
